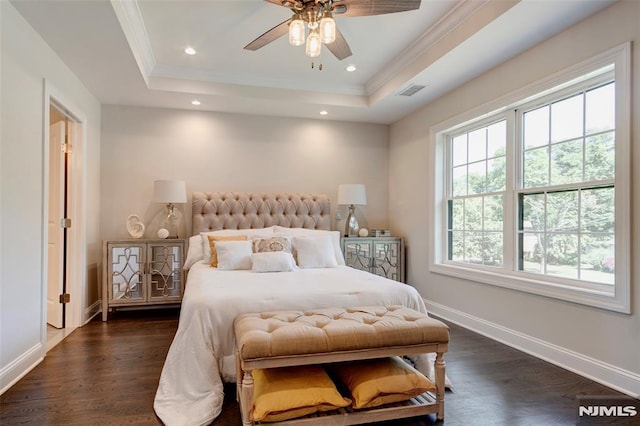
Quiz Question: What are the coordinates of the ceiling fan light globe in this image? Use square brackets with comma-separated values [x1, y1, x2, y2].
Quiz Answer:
[306, 30, 322, 57]
[319, 15, 336, 44]
[289, 18, 306, 46]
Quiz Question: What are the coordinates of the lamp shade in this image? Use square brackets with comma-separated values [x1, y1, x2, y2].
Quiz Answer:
[337, 184, 367, 206]
[152, 180, 187, 204]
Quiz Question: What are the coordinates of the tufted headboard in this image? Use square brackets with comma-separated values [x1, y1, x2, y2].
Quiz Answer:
[191, 192, 331, 235]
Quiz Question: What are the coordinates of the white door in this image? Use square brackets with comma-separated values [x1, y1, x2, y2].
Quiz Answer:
[47, 121, 66, 328]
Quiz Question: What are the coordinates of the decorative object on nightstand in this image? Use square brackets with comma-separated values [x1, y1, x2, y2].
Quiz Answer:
[102, 239, 185, 321]
[125, 214, 145, 238]
[341, 236, 405, 282]
[152, 180, 187, 238]
[337, 183, 367, 237]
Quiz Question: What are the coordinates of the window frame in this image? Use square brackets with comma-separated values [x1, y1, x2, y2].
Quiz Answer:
[429, 42, 631, 313]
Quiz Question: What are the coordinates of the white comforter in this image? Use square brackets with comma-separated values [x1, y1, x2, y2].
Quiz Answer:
[154, 263, 430, 426]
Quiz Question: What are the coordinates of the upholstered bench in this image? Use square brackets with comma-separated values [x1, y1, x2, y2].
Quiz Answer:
[234, 305, 449, 425]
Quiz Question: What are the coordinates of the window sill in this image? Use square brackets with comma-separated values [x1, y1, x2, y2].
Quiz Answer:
[429, 262, 630, 314]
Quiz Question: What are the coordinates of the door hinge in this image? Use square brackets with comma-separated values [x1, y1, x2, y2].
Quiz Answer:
[59, 293, 71, 304]
[62, 134, 72, 154]
[60, 218, 71, 228]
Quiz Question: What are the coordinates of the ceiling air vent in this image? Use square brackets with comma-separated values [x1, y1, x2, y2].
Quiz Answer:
[397, 84, 426, 97]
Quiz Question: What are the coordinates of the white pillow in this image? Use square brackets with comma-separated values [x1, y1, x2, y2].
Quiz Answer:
[294, 236, 338, 269]
[214, 240, 253, 270]
[273, 226, 345, 266]
[251, 252, 298, 273]
[183, 235, 204, 270]
[201, 227, 275, 263]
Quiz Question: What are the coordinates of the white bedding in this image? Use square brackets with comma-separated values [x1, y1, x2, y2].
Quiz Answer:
[153, 262, 432, 426]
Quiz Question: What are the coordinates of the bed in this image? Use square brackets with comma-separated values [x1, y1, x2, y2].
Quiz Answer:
[153, 192, 434, 426]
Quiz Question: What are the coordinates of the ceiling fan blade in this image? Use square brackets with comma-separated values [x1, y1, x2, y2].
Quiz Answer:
[335, 0, 421, 17]
[325, 27, 352, 60]
[244, 18, 291, 51]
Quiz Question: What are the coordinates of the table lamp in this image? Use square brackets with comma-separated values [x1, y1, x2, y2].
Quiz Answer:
[152, 180, 187, 238]
[337, 184, 367, 237]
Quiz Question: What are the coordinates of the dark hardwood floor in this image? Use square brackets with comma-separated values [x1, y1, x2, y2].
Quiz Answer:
[1, 308, 635, 426]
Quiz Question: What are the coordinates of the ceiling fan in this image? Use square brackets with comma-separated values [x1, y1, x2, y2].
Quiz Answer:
[244, 0, 422, 60]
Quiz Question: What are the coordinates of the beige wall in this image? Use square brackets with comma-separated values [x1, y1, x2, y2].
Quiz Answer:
[1, 2, 101, 391]
[389, 0, 639, 394]
[100, 105, 390, 240]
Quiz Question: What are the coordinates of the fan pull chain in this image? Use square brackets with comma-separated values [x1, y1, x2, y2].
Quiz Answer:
[311, 62, 323, 71]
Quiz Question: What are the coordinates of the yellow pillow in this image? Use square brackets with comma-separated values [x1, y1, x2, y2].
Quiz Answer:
[207, 235, 247, 267]
[330, 357, 436, 409]
[252, 366, 351, 422]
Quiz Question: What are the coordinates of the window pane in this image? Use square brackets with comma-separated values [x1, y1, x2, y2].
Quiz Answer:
[450, 231, 464, 262]
[551, 94, 584, 143]
[452, 165, 467, 196]
[547, 191, 579, 232]
[521, 232, 544, 272]
[468, 128, 487, 163]
[484, 195, 503, 232]
[523, 106, 549, 149]
[487, 156, 506, 192]
[465, 197, 482, 231]
[550, 139, 583, 185]
[581, 187, 614, 233]
[546, 233, 578, 279]
[465, 231, 483, 264]
[581, 235, 615, 284]
[523, 147, 549, 188]
[585, 132, 614, 181]
[483, 232, 503, 266]
[586, 83, 615, 134]
[468, 161, 486, 194]
[487, 120, 506, 158]
[522, 193, 545, 231]
[452, 135, 467, 166]
[450, 199, 464, 230]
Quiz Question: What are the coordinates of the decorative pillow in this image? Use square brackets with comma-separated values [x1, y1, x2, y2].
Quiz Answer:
[252, 366, 351, 422]
[183, 235, 204, 270]
[253, 236, 293, 254]
[329, 357, 436, 409]
[274, 226, 345, 265]
[213, 240, 253, 270]
[207, 235, 248, 267]
[201, 227, 275, 264]
[251, 252, 298, 273]
[294, 236, 338, 269]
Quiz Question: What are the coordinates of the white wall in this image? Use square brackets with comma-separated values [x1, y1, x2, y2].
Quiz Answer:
[390, 1, 639, 395]
[1, 2, 101, 392]
[100, 105, 390, 240]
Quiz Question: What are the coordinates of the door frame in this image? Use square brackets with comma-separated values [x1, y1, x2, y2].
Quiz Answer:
[41, 80, 87, 345]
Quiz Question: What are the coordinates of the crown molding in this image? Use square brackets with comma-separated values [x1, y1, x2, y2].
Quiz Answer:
[110, 0, 156, 85]
[150, 64, 367, 97]
[366, 0, 491, 94]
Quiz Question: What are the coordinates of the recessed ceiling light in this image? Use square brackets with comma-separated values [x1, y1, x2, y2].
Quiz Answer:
[320, 110, 328, 116]
[191, 100, 201, 106]
[185, 47, 196, 55]
[346, 65, 357, 72]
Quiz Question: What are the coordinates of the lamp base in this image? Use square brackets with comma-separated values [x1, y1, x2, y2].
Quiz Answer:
[164, 204, 179, 238]
[344, 205, 360, 237]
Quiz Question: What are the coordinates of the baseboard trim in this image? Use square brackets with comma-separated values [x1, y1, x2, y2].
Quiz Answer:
[0, 343, 43, 396]
[425, 299, 640, 399]
[84, 300, 101, 324]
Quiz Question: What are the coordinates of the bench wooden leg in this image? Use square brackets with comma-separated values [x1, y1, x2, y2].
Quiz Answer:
[240, 369, 254, 426]
[435, 351, 446, 420]
[236, 352, 241, 402]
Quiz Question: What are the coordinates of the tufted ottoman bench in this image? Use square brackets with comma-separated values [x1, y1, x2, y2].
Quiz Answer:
[234, 305, 449, 425]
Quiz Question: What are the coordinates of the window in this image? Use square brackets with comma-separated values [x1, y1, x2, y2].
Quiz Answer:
[430, 43, 630, 313]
